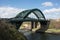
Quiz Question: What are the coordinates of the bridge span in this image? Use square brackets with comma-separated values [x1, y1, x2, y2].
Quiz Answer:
[8, 8, 50, 32]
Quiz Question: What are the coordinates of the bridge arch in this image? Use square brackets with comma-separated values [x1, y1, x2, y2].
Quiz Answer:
[11, 8, 50, 32]
[23, 9, 46, 19]
[15, 9, 45, 20]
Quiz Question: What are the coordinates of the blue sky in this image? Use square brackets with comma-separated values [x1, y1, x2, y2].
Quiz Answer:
[0, 0, 60, 9]
[0, 0, 60, 19]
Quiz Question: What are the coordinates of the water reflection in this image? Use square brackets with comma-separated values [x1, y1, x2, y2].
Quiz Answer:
[31, 33, 48, 40]
[39, 33, 48, 40]
[31, 33, 60, 40]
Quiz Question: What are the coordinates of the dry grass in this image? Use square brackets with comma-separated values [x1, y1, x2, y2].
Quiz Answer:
[45, 29, 60, 34]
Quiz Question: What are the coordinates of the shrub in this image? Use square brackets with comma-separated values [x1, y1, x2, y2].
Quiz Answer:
[0, 20, 27, 40]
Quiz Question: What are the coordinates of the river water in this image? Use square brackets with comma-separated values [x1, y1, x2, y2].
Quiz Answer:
[31, 33, 60, 40]
[19, 30, 60, 40]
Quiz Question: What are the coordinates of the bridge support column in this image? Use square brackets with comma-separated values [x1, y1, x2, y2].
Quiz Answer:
[35, 22, 38, 28]
[36, 21, 50, 33]
[31, 21, 34, 31]
[31, 21, 38, 31]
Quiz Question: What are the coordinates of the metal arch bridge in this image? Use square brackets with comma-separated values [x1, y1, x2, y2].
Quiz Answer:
[9, 8, 50, 32]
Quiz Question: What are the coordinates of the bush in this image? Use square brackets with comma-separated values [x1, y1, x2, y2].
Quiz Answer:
[0, 20, 27, 40]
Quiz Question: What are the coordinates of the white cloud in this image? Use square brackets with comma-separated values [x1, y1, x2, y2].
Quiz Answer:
[43, 8, 60, 19]
[42, 2, 53, 7]
[43, 8, 60, 14]
[0, 6, 25, 18]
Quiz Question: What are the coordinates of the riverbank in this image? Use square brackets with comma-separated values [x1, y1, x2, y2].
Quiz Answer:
[0, 20, 27, 40]
[45, 29, 60, 34]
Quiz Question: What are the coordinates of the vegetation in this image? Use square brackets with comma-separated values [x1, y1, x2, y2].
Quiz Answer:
[46, 19, 60, 34]
[45, 29, 60, 34]
[48, 19, 60, 29]
[0, 20, 27, 40]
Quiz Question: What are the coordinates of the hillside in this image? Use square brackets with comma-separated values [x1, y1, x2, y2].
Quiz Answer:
[0, 20, 27, 40]
[49, 19, 60, 29]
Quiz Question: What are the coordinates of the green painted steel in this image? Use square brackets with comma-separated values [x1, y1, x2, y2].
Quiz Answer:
[15, 9, 46, 20]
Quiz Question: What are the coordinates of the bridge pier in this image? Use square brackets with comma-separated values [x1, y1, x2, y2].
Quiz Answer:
[31, 21, 39, 31]
[36, 21, 50, 33]
[31, 21, 34, 31]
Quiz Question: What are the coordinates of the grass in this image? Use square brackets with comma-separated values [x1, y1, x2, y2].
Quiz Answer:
[45, 29, 60, 34]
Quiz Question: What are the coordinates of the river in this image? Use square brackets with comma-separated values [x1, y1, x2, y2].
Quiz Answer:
[19, 30, 60, 40]
[31, 33, 60, 40]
